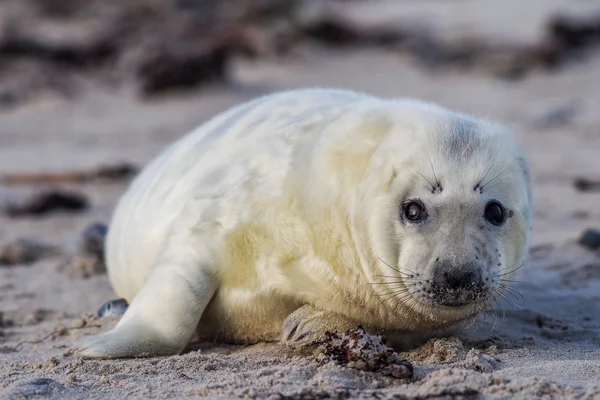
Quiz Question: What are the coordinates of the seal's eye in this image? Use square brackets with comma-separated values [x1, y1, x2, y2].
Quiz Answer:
[403, 201, 427, 223]
[484, 200, 506, 226]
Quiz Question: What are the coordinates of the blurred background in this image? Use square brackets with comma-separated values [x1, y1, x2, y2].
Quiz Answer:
[0, 0, 599, 272]
[1, 2, 600, 397]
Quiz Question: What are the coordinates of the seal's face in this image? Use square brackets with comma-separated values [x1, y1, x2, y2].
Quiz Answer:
[397, 192, 517, 309]
[378, 113, 532, 323]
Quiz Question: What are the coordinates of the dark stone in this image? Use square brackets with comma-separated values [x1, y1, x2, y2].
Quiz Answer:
[8, 378, 65, 399]
[578, 229, 600, 250]
[97, 298, 129, 318]
[573, 178, 600, 192]
[80, 223, 108, 260]
[137, 43, 233, 96]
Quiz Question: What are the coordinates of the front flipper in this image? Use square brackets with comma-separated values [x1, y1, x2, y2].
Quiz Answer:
[281, 305, 359, 347]
[76, 232, 218, 359]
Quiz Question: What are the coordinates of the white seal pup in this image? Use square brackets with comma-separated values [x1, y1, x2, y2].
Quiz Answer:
[76, 88, 532, 358]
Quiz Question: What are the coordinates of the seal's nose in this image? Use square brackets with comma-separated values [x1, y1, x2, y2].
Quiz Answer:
[433, 261, 483, 291]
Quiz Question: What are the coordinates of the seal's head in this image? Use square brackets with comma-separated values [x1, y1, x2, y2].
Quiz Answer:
[369, 102, 532, 328]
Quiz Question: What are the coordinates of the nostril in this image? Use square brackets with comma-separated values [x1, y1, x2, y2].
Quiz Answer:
[445, 270, 475, 290]
[435, 262, 483, 290]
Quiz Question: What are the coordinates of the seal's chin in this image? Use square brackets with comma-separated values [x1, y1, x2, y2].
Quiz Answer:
[430, 288, 489, 308]
[414, 286, 491, 310]
[436, 299, 474, 308]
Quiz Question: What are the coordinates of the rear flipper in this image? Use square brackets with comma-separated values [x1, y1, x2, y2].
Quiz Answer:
[76, 231, 218, 359]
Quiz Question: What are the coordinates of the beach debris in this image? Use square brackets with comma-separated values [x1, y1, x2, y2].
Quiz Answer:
[80, 223, 108, 261]
[0, 162, 139, 185]
[0, 14, 117, 68]
[22, 308, 57, 326]
[7, 378, 66, 399]
[537, 12, 600, 68]
[1, 1, 600, 109]
[573, 178, 600, 193]
[57, 223, 108, 278]
[3, 189, 89, 217]
[0, 238, 60, 266]
[1, 313, 100, 354]
[58, 254, 106, 278]
[296, 6, 405, 47]
[136, 21, 281, 96]
[137, 42, 233, 96]
[293, 5, 600, 79]
[0, 13, 119, 109]
[97, 298, 129, 318]
[315, 325, 413, 379]
[0, 310, 7, 338]
[578, 229, 600, 251]
[530, 104, 578, 130]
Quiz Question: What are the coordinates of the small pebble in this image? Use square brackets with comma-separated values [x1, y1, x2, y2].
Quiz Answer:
[8, 378, 65, 398]
[80, 223, 108, 259]
[530, 104, 577, 130]
[97, 298, 129, 318]
[578, 229, 600, 250]
[57, 223, 108, 278]
[0, 238, 58, 266]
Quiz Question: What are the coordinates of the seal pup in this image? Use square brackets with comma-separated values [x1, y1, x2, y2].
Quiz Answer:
[76, 88, 532, 358]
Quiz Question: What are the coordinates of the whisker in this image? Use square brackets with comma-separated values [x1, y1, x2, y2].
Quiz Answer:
[480, 161, 514, 191]
[478, 299, 489, 328]
[410, 131, 440, 191]
[498, 278, 524, 285]
[475, 164, 494, 189]
[481, 180, 506, 193]
[429, 159, 440, 187]
[494, 289, 522, 310]
[405, 295, 420, 314]
[494, 263, 524, 277]
[489, 295, 507, 330]
[499, 285, 525, 304]
[489, 300, 501, 331]
[416, 171, 436, 192]
[495, 262, 524, 274]
[492, 297, 506, 326]
[376, 257, 402, 274]
[377, 289, 417, 306]
[372, 274, 406, 279]
[375, 257, 420, 279]
[490, 304, 498, 331]
[408, 176, 434, 194]
[403, 268, 419, 276]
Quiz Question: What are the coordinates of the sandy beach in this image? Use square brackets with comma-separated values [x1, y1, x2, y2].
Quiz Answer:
[1, 1, 600, 399]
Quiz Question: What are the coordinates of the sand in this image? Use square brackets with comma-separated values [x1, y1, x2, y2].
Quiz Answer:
[1, 1, 600, 399]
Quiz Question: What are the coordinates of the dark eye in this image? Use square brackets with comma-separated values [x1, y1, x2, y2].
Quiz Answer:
[402, 201, 427, 223]
[484, 200, 506, 226]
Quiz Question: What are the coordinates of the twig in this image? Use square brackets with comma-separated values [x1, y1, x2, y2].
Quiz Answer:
[0, 163, 138, 186]
[0, 324, 101, 353]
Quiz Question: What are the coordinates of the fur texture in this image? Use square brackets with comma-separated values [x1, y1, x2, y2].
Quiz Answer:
[75, 88, 532, 358]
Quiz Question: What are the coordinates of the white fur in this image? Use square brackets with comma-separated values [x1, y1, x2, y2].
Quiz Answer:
[76, 88, 532, 358]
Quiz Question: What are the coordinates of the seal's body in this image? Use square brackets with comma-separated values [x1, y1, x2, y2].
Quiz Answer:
[77, 88, 532, 358]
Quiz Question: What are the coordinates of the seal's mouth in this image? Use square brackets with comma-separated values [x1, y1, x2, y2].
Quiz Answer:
[427, 285, 490, 308]
[436, 299, 472, 307]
